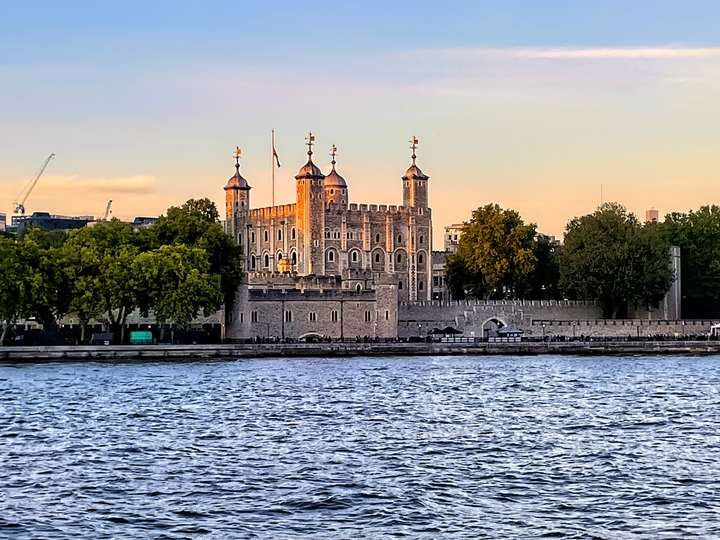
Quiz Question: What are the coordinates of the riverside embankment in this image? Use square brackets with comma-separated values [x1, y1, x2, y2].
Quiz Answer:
[2, 340, 720, 362]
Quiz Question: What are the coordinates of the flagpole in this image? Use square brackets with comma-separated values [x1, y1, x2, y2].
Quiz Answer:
[271, 129, 276, 208]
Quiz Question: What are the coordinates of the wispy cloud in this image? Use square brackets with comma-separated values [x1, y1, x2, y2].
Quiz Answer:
[405, 46, 720, 61]
[43, 174, 157, 194]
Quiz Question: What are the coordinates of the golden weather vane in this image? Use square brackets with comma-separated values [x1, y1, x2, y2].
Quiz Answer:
[330, 144, 337, 165]
[410, 136, 419, 164]
[305, 132, 315, 156]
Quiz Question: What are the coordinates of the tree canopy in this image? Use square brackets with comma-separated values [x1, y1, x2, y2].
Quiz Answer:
[560, 203, 673, 318]
[445, 204, 541, 299]
[661, 205, 720, 318]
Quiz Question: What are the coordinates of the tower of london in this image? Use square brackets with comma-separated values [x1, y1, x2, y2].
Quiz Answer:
[223, 133, 433, 339]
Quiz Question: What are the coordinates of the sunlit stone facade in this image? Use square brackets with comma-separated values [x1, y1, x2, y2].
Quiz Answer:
[224, 135, 433, 304]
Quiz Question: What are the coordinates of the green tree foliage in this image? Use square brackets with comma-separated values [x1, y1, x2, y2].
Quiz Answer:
[445, 204, 538, 299]
[0, 236, 31, 343]
[62, 220, 142, 341]
[134, 244, 221, 325]
[517, 234, 562, 300]
[560, 203, 674, 318]
[662, 206, 720, 317]
[149, 198, 243, 312]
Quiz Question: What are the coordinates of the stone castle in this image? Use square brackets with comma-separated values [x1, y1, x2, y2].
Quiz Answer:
[224, 134, 435, 340]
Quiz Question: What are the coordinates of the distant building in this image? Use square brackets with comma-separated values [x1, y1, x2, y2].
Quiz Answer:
[646, 209, 659, 223]
[432, 251, 450, 301]
[0, 212, 6, 232]
[131, 216, 158, 229]
[444, 223, 464, 253]
[12, 212, 94, 233]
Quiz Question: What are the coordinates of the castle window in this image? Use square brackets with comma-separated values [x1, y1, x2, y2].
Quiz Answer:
[419, 235, 424, 244]
[418, 253, 424, 264]
[399, 281, 403, 290]
[385, 310, 390, 321]
[277, 229, 282, 241]
[330, 189, 334, 195]
[284, 310, 292, 323]
[351, 251, 359, 263]
[331, 310, 338, 322]
[356, 284, 362, 292]
[251, 231, 256, 243]
[325, 229, 331, 239]
[291, 251, 297, 265]
[397, 234, 402, 243]
[291, 228, 296, 240]
[327, 250, 335, 262]
[374, 253, 381, 263]
[396, 252, 403, 263]
[308, 312, 317, 322]
[250, 255, 256, 270]
[264, 254, 270, 268]
[264, 230, 269, 242]
[364, 310, 371, 322]
[375, 233, 381, 243]
[251, 311, 258, 323]
[419, 281, 424, 291]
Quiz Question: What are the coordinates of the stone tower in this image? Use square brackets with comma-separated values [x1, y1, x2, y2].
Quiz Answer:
[295, 132, 326, 274]
[402, 136, 429, 209]
[224, 146, 251, 243]
[324, 144, 348, 209]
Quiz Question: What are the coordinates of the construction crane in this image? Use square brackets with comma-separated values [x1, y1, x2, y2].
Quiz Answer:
[102, 200, 113, 221]
[14, 153, 55, 215]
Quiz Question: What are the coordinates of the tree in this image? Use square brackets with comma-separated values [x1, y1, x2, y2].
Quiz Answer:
[149, 199, 243, 313]
[18, 228, 71, 330]
[661, 206, 720, 318]
[0, 237, 31, 344]
[134, 244, 222, 326]
[560, 203, 673, 318]
[516, 234, 562, 300]
[445, 204, 537, 299]
[62, 220, 142, 342]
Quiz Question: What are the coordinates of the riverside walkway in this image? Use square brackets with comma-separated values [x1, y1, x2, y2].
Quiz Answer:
[2, 340, 720, 362]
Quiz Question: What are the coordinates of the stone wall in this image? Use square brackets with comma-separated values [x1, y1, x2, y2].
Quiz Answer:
[530, 318, 717, 338]
[398, 300, 603, 338]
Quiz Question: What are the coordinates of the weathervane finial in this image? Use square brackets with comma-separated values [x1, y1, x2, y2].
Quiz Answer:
[330, 144, 337, 169]
[233, 146, 242, 172]
[409, 136, 419, 165]
[305, 132, 315, 158]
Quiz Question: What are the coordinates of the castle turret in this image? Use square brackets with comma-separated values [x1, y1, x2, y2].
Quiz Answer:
[224, 146, 251, 243]
[295, 132, 326, 274]
[324, 144, 348, 209]
[402, 136, 429, 209]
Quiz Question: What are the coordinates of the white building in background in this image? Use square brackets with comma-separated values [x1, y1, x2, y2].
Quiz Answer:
[0, 212, 6, 232]
[444, 223, 464, 253]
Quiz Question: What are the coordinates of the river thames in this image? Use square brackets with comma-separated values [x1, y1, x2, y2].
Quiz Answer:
[1, 355, 719, 539]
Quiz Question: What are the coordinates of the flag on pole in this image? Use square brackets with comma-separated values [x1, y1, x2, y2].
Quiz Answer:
[272, 132, 281, 168]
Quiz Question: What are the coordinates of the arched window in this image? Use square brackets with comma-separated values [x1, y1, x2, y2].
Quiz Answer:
[398, 280, 403, 290]
[356, 284, 362, 292]
[419, 235, 424, 244]
[327, 250, 335, 262]
[418, 253, 424, 264]
[277, 229, 282, 241]
[291, 228, 296, 240]
[396, 252, 403, 263]
[291, 251, 297, 265]
[375, 233, 381, 243]
[351, 251, 359, 263]
[374, 252, 381, 263]
[276, 250, 283, 263]
[264, 230, 269, 242]
[264, 254, 269, 268]
[251, 231, 256, 243]
[397, 234, 402, 243]
[419, 281, 424, 291]
[250, 255, 256, 270]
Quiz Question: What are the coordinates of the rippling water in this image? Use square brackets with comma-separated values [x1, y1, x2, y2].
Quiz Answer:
[2, 355, 720, 539]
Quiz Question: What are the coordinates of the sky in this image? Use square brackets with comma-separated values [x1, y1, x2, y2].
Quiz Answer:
[1, 0, 719, 244]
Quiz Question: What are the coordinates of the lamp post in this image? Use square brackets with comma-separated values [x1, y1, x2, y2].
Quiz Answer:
[542, 323, 546, 341]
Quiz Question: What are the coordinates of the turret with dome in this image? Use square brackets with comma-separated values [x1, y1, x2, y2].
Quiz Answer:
[223, 132, 433, 303]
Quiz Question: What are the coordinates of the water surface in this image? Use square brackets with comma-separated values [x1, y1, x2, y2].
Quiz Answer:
[1, 355, 719, 538]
